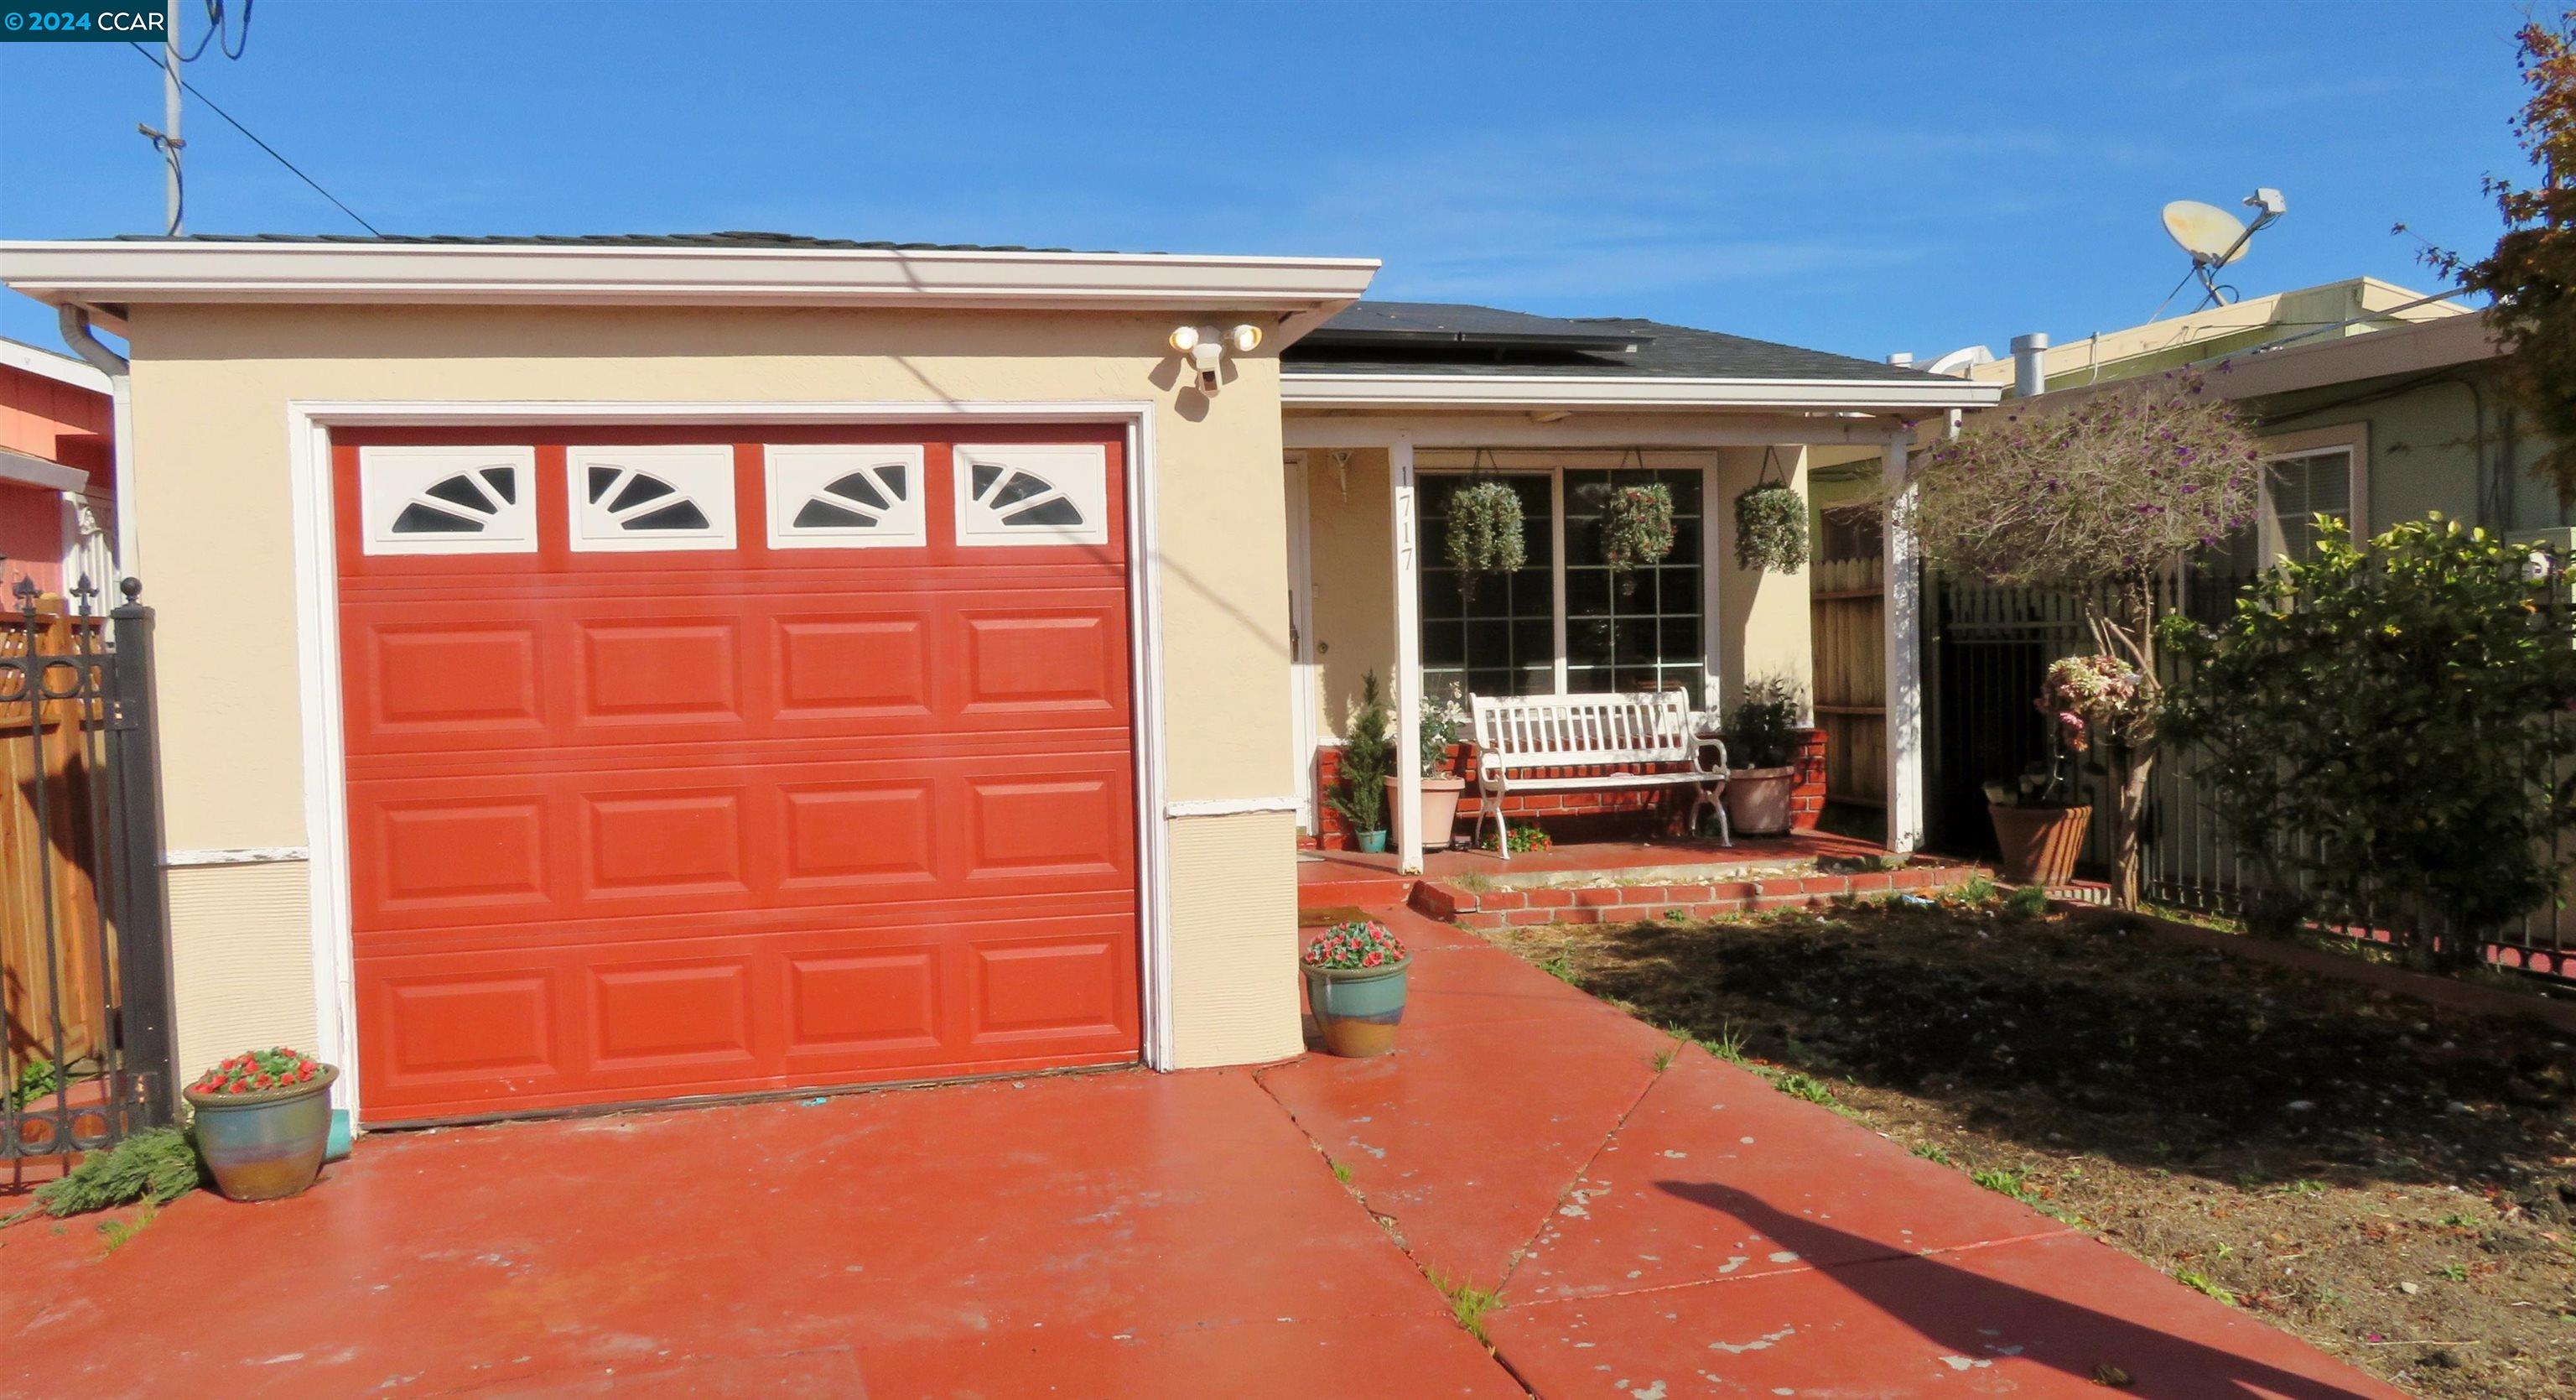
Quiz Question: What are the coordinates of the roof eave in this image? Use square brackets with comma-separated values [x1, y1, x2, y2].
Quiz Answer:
[0, 241, 1382, 316]
[1280, 371, 1999, 413]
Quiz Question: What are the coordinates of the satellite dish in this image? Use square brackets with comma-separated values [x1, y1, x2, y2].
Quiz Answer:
[2157, 189, 2288, 311]
[2163, 200, 2250, 266]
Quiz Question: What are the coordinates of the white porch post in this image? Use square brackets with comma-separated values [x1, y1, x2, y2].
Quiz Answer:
[1882, 432, 1924, 852]
[1389, 436, 1424, 873]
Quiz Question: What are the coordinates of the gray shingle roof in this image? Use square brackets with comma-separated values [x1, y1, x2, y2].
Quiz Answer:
[1305, 300, 1652, 351]
[1290, 301, 1946, 383]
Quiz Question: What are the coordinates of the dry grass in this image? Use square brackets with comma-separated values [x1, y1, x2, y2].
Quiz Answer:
[1485, 896, 2576, 1400]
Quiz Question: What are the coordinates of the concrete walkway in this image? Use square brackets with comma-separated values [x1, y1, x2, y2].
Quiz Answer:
[0, 905, 2407, 1397]
[1267, 904, 2410, 1399]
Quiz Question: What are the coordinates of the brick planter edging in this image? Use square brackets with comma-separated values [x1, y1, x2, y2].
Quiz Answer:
[1411, 860, 1968, 929]
[2057, 902, 2576, 1037]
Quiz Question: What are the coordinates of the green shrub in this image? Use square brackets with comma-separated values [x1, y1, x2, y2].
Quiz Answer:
[2162, 516, 2576, 972]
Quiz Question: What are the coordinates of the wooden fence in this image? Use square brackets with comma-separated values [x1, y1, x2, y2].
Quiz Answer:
[1, 607, 116, 1075]
[1809, 554, 1885, 808]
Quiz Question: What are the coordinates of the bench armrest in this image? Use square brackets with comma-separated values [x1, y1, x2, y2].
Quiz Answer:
[1693, 735, 1730, 779]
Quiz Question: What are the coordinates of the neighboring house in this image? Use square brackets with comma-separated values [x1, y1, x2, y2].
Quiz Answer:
[1797, 280, 2547, 819]
[0, 336, 116, 600]
[0, 235, 1992, 1128]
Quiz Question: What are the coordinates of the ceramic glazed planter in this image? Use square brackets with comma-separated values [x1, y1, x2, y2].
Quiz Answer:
[1385, 776, 1467, 851]
[1989, 804, 2090, 886]
[1304, 959, 1410, 1057]
[1356, 830, 1389, 853]
[1722, 767, 1796, 836]
[186, 1066, 339, 1202]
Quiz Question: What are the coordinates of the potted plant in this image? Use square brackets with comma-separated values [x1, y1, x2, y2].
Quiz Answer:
[185, 1047, 339, 1203]
[1720, 675, 1804, 835]
[1301, 919, 1411, 1057]
[1982, 655, 2125, 885]
[1385, 683, 1469, 851]
[1445, 479, 1527, 606]
[1732, 476, 1810, 573]
[1601, 481, 1675, 595]
[1330, 672, 1393, 852]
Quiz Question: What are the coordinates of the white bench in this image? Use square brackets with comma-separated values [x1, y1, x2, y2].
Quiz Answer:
[1468, 691, 1730, 858]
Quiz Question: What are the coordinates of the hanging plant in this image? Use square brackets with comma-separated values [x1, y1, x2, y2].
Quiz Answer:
[1444, 480, 1526, 606]
[1733, 483, 1809, 572]
[1601, 481, 1675, 591]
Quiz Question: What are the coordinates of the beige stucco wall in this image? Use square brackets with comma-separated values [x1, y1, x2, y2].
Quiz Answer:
[122, 303, 1305, 1080]
[1296, 443, 1815, 739]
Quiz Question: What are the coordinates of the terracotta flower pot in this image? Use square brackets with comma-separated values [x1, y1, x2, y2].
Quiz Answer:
[1989, 804, 2090, 886]
[1722, 766, 1797, 836]
[185, 1066, 339, 1203]
[1303, 959, 1410, 1058]
[1385, 776, 1467, 851]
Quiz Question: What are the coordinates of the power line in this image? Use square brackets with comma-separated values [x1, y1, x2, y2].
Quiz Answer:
[126, 41, 382, 237]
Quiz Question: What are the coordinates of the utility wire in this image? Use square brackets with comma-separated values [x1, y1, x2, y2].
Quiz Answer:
[127, 42, 382, 237]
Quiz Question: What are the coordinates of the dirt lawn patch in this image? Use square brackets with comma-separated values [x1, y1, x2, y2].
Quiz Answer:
[1485, 894, 2576, 1400]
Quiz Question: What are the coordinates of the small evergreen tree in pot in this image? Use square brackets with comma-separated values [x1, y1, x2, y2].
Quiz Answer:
[1329, 672, 1394, 850]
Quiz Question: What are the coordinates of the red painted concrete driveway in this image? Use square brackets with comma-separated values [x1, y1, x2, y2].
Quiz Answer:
[4, 903, 2407, 1397]
[2, 1069, 1509, 1397]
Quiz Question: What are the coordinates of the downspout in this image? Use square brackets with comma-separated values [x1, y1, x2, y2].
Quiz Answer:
[57, 305, 136, 590]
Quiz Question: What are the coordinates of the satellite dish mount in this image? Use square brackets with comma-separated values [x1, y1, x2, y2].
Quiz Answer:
[2161, 188, 2288, 310]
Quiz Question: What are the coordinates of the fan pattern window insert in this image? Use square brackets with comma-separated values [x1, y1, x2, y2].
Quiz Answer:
[764, 445, 927, 549]
[566, 445, 739, 552]
[953, 445, 1110, 547]
[359, 445, 538, 555]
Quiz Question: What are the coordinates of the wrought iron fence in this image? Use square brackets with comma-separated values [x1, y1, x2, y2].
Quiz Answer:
[1926, 565, 2576, 981]
[2, 576, 176, 1174]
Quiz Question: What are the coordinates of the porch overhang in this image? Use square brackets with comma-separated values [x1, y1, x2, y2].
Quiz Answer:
[1289, 400, 1937, 875]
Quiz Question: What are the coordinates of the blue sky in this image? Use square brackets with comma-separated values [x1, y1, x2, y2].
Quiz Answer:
[0, 0, 2540, 362]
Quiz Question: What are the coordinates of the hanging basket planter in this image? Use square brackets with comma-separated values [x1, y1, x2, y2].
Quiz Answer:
[1732, 447, 1809, 573]
[1444, 477, 1526, 606]
[1601, 479, 1675, 594]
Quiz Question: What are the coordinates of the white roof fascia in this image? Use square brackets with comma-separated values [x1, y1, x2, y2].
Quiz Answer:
[0, 336, 112, 394]
[0, 446, 89, 492]
[0, 241, 1381, 315]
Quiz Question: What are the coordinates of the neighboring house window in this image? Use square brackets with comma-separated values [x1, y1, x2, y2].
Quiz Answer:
[2259, 447, 2355, 562]
[567, 445, 738, 552]
[1421, 473, 1555, 700]
[1417, 466, 1707, 706]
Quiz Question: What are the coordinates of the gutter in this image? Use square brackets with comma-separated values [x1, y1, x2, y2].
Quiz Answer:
[57, 304, 134, 587]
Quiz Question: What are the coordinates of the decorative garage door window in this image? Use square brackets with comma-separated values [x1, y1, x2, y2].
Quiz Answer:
[567, 445, 739, 552]
[358, 445, 538, 555]
[953, 445, 1111, 547]
[763, 445, 927, 549]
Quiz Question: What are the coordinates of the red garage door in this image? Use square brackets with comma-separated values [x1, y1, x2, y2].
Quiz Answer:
[335, 426, 1140, 1124]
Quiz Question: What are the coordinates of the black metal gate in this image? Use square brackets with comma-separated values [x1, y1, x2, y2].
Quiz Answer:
[3, 575, 175, 1175]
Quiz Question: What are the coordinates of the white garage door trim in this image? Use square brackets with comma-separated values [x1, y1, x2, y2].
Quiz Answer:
[286, 398, 1176, 1124]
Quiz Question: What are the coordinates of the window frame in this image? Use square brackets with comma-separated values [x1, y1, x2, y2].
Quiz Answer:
[1415, 456, 1718, 707]
[762, 443, 928, 549]
[564, 444, 740, 553]
[357, 445, 538, 557]
[2253, 424, 2367, 565]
